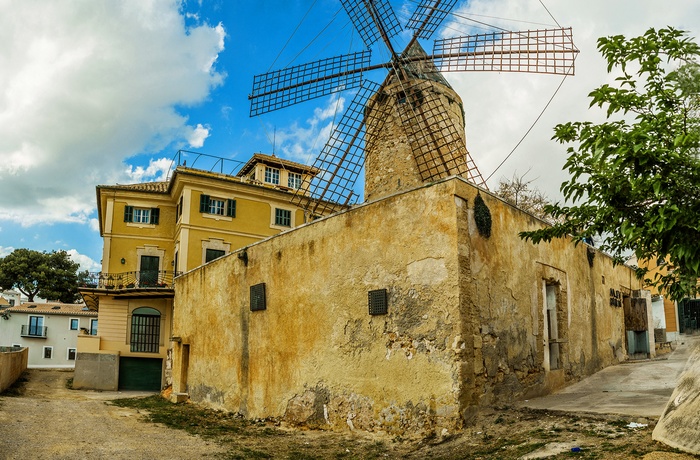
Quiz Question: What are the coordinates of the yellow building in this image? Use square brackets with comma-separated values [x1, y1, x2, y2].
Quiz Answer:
[74, 153, 323, 391]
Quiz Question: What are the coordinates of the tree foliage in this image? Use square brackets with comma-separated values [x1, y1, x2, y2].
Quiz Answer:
[0, 248, 82, 303]
[520, 27, 700, 301]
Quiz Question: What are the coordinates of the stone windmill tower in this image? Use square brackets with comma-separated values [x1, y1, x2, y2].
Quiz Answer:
[249, 0, 578, 214]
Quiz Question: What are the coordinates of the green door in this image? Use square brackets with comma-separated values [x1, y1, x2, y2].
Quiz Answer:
[118, 357, 162, 391]
[140, 255, 159, 286]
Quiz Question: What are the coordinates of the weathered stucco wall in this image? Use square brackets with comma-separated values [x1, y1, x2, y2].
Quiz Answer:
[452, 180, 635, 416]
[172, 177, 640, 434]
[0, 347, 28, 392]
[174, 180, 464, 434]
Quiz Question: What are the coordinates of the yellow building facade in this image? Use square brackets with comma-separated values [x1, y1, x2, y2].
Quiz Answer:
[74, 153, 322, 391]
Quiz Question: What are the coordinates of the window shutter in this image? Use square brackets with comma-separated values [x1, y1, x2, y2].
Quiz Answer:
[226, 199, 236, 218]
[124, 205, 133, 222]
[150, 208, 160, 225]
[199, 194, 210, 213]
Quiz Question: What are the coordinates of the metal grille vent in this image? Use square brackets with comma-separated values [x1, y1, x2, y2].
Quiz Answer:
[250, 283, 266, 311]
[368, 289, 388, 315]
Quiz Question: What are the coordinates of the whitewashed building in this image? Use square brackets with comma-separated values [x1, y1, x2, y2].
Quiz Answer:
[0, 302, 97, 368]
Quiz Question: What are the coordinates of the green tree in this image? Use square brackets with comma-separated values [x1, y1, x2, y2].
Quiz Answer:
[0, 248, 82, 303]
[520, 27, 700, 301]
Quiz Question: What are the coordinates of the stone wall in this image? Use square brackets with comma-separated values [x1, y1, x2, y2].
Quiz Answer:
[364, 78, 467, 202]
[0, 346, 28, 392]
[452, 179, 634, 417]
[172, 177, 640, 435]
[173, 179, 464, 434]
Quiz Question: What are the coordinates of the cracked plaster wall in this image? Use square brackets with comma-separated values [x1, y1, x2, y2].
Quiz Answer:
[172, 178, 640, 436]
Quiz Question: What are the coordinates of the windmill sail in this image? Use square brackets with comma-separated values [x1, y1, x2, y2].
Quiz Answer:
[291, 80, 384, 215]
[250, 51, 371, 116]
[252, 1, 579, 214]
[406, 0, 458, 40]
[433, 28, 577, 75]
[340, 0, 402, 48]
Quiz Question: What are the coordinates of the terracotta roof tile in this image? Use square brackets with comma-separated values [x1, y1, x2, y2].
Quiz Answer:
[99, 181, 169, 193]
[6, 302, 97, 316]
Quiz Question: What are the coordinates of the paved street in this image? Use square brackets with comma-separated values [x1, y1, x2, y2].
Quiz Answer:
[520, 335, 700, 418]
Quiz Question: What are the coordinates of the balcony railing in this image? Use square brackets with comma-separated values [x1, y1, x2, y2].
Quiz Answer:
[21, 325, 47, 338]
[80, 270, 180, 290]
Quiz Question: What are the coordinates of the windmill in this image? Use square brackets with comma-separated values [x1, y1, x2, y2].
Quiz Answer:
[249, 0, 578, 216]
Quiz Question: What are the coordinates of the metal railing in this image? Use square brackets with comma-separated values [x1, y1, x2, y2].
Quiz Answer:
[165, 150, 246, 181]
[80, 270, 180, 290]
[21, 325, 47, 338]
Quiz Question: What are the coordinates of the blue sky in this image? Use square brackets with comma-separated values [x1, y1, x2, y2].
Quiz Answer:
[1, 0, 699, 272]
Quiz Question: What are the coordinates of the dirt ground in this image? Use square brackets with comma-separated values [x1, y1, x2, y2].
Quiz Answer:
[0, 369, 697, 460]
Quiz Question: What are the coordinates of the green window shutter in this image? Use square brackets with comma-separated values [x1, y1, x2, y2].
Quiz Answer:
[199, 194, 210, 213]
[150, 208, 160, 225]
[124, 205, 133, 222]
[226, 199, 236, 218]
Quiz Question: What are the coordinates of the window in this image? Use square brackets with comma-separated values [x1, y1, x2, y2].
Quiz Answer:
[210, 198, 225, 215]
[124, 206, 159, 224]
[275, 208, 292, 227]
[177, 195, 183, 220]
[67, 348, 77, 360]
[69, 318, 79, 330]
[133, 208, 150, 223]
[288, 172, 302, 189]
[43, 346, 53, 359]
[28, 316, 44, 336]
[205, 249, 225, 263]
[90, 319, 98, 336]
[199, 195, 236, 217]
[130, 307, 161, 353]
[265, 167, 280, 185]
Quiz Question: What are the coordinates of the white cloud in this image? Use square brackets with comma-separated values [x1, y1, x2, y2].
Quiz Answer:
[0, 0, 226, 226]
[89, 219, 100, 233]
[442, 0, 700, 202]
[125, 157, 174, 183]
[274, 94, 346, 164]
[187, 123, 211, 148]
[67, 249, 101, 273]
[0, 246, 14, 258]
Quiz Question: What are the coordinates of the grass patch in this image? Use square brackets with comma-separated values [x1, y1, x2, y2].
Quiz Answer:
[110, 395, 257, 439]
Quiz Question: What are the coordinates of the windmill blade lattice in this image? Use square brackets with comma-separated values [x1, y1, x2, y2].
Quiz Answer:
[433, 28, 577, 75]
[250, 51, 371, 116]
[251, 0, 579, 215]
[406, 0, 458, 40]
[291, 80, 385, 215]
[394, 79, 486, 186]
[340, 0, 402, 48]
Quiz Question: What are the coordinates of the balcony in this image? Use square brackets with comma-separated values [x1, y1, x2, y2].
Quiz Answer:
[79, 270, 180, 311]
[21, 325, 47, 338]
[81, 270, 179, 290]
